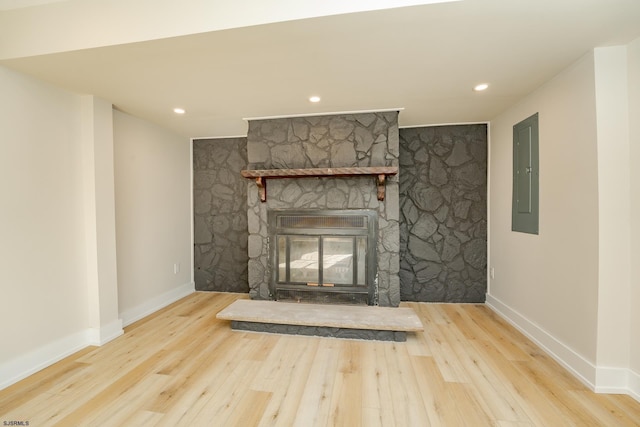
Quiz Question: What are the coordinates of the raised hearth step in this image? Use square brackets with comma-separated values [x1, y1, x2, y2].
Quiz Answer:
[216, 299, 423, 342]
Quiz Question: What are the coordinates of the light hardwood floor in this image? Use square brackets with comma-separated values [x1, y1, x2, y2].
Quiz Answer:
[1, 292, 639, 426]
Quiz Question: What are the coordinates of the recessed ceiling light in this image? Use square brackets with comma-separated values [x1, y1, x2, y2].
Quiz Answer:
[309, 96, 321, 103]
[173, 108, 186, 114]
[473, 83, 489, 92]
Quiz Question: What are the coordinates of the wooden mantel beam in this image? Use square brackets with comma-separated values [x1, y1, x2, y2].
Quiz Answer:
[240, 166, 398, 202]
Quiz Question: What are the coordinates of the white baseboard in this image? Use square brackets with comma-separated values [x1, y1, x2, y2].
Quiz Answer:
[628, 369, 640, 402]
[485, 293, 597, 388]
[0, 282, 195, 391]
[595, 367, 629, 394]
[120, 281, 195, 327]
[0, 317, 125, 391]
[486, 293, 640, 403]
[87, 318, 124, 346]
[0, 329, 90, 391]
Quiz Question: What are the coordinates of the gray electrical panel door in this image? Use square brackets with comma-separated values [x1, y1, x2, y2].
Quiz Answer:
[512, 113, 539, 234]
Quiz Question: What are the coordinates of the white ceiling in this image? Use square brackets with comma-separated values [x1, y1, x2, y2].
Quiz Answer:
[2, 0, 640, 137]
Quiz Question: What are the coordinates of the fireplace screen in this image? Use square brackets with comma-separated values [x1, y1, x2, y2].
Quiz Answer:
[269, 210, 377, 304]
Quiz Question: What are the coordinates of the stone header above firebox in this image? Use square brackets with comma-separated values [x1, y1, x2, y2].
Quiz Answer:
[245, 111, 401, 306]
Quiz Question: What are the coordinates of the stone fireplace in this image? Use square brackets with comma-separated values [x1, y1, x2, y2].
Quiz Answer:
[245, 111, 401, 307]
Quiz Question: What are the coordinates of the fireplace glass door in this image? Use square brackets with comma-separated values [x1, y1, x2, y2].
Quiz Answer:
[278, 235, 367, 286]
[285, 236, 319, 284]
[270, 210, 377, 304]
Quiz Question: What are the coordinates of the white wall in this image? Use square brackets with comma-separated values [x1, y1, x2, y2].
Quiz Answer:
[0, 66, 90, 387]
[593, 46, 631, 384]
[488, 52, 601, 383]
[113, 110, 193, 326]
[628, 36, 640, 389]
[489, 44, 640, 400]
[0, 65, 191, 390]
[80, 95, 123, 345]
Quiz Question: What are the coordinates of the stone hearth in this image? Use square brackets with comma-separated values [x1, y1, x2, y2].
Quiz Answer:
[217, 299, 423, 341]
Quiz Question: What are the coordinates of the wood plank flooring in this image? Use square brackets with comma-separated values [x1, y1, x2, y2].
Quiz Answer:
[1, 292, 639, 426]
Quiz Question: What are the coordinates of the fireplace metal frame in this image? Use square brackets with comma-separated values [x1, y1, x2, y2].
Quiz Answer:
[268, 209, 378, 305]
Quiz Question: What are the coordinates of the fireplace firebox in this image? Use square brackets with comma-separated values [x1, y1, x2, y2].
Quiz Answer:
[268, 209, 377, 305]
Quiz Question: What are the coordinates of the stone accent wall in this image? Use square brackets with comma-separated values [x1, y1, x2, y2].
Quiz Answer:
[246, 112, 401, 306]
[399, 125, 487, 302]
[193, 138, 248, 292]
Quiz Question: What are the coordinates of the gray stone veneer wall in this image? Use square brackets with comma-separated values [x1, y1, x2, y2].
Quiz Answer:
[246, 112, 401, 306]
[193, 138, 249, 292]
[399, 125, 487, 302]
